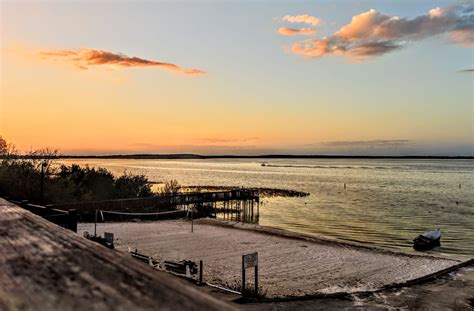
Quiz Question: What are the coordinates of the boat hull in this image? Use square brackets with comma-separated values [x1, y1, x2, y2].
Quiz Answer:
[413, 235, 440, 251]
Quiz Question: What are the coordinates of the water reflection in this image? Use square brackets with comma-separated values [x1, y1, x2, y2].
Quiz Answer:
[57, 158, 474, 256]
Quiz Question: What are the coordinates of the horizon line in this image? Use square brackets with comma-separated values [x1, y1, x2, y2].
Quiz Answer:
[15, 153, 474, 160]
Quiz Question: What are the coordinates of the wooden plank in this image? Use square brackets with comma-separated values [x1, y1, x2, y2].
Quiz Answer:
[0, 199, 234, 311]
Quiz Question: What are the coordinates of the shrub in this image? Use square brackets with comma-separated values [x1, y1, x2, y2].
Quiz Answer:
[0, 161, 154, 204]
[57, 165, 115, 201]
[161, 179, 180, 196]
[0, 136, 160, 204]
[115, 172, 153, 198]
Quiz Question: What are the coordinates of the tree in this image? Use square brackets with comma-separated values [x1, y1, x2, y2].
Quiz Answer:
[58, 165, 115, 201]
[0, 136, 17, 159]
[161, 179, 180, 196]
[0, 136, 7, 155]
[0, 138, 154, 203]
[27, 147, 58, 174]
[115, 172, 153, 198]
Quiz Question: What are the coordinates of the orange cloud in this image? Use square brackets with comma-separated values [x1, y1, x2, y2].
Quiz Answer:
[291, 38, 400, 61]
[38, 48, 206, 75]
[278, 27, 317, 36]
[449, 24, 474, 47]
[200, 137, 260, 144]
[286, 4, 473, 61]
[282, 14, 321, 26]
[291, 38, 340, 59]
[334, 7, 459, 41]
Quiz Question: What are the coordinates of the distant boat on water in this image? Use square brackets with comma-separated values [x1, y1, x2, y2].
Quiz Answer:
[413, 229, 441, 251]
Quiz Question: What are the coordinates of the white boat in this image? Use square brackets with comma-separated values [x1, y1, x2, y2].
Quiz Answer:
[422, 228, 441, 240]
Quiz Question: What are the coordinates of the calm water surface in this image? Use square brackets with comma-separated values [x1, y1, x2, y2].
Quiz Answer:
[58, 158, 474, 257]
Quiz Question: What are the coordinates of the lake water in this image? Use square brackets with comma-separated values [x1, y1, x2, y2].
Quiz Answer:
[58, 158, 474, 257]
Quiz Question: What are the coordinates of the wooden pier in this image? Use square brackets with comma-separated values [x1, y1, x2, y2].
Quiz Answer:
[49, 189, 260, 223]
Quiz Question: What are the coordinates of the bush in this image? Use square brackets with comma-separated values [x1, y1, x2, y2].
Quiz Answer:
[57, 165, 116, 201]
[0, 160, 41, 201]
[161, 179, 180, 196]
[0, 136, 156, 204]
[0, 161, 154, 204]
[115, 172, 153, 198]
[0, 137, 7, 156]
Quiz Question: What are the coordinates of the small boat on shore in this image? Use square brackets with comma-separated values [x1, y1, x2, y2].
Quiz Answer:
[413, 228, 441, 251]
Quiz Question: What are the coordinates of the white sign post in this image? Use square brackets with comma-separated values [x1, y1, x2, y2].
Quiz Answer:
[242, 252, 258, 296]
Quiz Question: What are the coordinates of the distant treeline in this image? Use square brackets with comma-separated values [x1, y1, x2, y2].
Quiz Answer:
[1, 135, 472, 160]
[52, 154, 474, 160]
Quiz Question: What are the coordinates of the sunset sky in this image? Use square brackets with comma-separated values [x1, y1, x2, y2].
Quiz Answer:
[1, 0, 473, 155]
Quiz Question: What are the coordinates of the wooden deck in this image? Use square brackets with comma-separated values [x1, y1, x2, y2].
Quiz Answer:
[0, 198, 234, 311]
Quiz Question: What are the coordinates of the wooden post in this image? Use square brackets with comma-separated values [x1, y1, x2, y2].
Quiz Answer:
[255, 263, 258, 296]
[245, 201, 248, 222]
[241, 255, 245, 295]
[40, 163, 45, 204]
[199, 260, 203, 285]
[251, 200, 254, 222]
[249, 201, 252, 221]
[68, 209, 77, 233]
[94, 210, 98, 236]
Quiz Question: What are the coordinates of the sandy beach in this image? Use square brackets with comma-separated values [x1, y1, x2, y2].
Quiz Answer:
[78, 219, 461, 299]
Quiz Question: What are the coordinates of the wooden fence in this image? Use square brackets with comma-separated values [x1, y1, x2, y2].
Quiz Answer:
[10, 200, 77, 232]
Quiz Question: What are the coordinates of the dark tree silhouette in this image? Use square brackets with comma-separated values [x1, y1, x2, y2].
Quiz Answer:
[0, 139, 155, 203]
[0, 136, 7, 155]
[161, 179, 180, 196]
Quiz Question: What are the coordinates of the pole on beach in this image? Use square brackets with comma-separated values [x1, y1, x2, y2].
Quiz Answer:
[254, 263, 258, 296]
[191, 206, 194, 233]
[199, 260, 203, 286]
[241, 255, 246, 295]
[344, 183, 346, 189]
[40, 162, 45, 204]
[94, 210, 97, 236]
[257, 201, 259, 220]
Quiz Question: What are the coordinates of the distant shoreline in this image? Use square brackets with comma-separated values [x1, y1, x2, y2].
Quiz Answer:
[53, 154, 474, 160]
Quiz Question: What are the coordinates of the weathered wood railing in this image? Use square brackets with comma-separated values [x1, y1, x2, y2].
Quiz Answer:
[10, 200, 77, 232]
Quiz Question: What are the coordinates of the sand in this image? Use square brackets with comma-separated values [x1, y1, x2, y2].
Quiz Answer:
[78, 219, 460, 298]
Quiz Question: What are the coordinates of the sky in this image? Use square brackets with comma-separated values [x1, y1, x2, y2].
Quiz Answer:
[1, 0, 473, 156]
